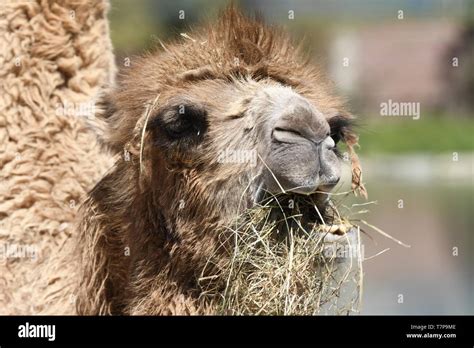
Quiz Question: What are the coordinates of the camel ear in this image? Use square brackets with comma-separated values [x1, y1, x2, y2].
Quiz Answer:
[87, 90, 123, 154]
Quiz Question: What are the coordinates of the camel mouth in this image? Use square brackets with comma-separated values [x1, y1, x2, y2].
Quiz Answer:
[247, 189, 356, 243]
[255, 193, 356, 241]
[252, 190, 338, 225]
[253, 180, 333, 208]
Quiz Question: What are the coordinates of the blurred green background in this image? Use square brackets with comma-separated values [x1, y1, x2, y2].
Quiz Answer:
[108, 0, 473, 314]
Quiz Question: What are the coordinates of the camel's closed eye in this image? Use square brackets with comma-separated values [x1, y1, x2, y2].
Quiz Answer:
[148, 103, 208, 146]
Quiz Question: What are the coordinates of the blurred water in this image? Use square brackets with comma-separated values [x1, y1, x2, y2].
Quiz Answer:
[337, 154, 474, 314]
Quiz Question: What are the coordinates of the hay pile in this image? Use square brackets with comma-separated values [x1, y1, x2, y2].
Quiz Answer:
[199, 194, 363, 315]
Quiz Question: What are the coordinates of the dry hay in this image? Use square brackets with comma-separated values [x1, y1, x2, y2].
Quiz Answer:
[199, 193, 364, 315]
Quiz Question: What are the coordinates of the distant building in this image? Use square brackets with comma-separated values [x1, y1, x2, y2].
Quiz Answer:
[329, 21, 463, 114]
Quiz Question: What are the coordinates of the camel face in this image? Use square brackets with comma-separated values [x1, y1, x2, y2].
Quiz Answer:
[146, 79, 343, 198]
[142, 76, 344, 210]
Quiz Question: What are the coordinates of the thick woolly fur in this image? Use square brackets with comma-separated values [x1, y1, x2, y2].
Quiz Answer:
[0, 0, 115, 314]
[76, 7, 364, 315]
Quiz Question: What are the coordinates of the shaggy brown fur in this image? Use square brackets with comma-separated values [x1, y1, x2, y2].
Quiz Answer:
[76, 7, 365, 315]
[0, 0, 115, 314]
